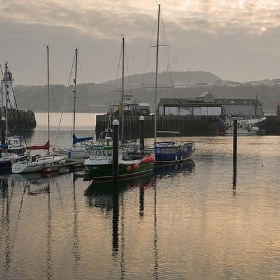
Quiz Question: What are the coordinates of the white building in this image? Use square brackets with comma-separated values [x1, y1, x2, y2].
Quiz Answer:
[158, 91, 264, 117]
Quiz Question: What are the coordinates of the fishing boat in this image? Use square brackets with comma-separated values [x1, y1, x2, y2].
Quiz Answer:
[224, 116, 266, 135]
[84, 136, 154, 181]
[150, 5, 195, 164]
[54, 48, 94, 159]
[84, 38, 154, 180]
[12, 45, 66, 174]
[0, 62, 28, 172]
[0, 62, 27, 156]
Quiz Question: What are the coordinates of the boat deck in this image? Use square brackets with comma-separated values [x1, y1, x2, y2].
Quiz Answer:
[41, 158, 85, 174]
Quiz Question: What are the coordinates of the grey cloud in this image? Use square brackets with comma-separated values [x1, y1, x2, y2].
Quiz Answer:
[1, 0, 280, 85]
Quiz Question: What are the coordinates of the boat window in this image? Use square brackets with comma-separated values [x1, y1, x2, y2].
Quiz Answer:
[96, 150, 103, 156]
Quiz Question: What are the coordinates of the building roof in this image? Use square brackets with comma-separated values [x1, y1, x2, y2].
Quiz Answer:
[158, 97, 263, 107]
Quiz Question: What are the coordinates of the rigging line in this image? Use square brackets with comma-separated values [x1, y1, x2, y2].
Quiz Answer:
[0, 62, 3, 78]
[144, 18, 157, 88]
[10, 184, 26, 253]
[161, 17, 174, 94]
[54, 51, 75, 147]
[77, 48, 94, 129]
[9, 85, 28, 144]
[35, 50, 47, 112]
[112, 43, 123, 106]
[124, 46, 134, 93]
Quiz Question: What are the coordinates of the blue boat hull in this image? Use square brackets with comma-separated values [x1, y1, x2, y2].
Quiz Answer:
[154, 141, 195, 164]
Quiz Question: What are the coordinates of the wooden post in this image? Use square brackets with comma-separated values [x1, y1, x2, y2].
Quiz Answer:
[112, 119, 119, 253]
[113, 119, 119, 189]
[233, 119, 237, 189]
[139, 116, 144, 155]
[233, 119, 237, 164]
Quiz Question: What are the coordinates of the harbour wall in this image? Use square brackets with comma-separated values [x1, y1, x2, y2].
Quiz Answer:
[1, 109, 36, 135]
[265, 115, 280, 135]
[96, 114, 280, 138]
[96, 115, 222, 139]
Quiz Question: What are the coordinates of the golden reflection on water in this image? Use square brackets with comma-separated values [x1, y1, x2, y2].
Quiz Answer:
[1, 134, 280, 279]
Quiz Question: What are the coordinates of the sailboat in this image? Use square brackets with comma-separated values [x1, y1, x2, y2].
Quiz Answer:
[84, 37, 155, 180]
[0, 62, 28, 172]
[11, 45, 66, 174]
[54, 48, 94, 159]
[151, 4, 195, 164]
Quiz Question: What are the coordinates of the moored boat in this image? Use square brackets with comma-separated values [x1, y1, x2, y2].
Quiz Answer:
[224, 117, 266, 135]
[53, 48, 94, 159]
[149, 5, 196, 164]
[12, 152, 66, 174]
[11, 45, 67, 174]
[84, 137, 154, 181]
[153, 139, 195, 164]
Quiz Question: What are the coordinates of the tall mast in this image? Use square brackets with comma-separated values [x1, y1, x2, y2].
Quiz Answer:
[121, 37, 125, 143]
[73, 48, 78, 135]
[4, 62, 8, 143]
[154, 4, 160, 144]
[47, 45, 50, 149]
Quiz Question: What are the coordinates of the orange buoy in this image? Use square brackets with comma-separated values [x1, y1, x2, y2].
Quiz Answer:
[126, 165, 131, 172]
[133, 163, 139, 169]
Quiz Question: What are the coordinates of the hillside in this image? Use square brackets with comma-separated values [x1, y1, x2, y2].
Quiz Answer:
[13, 71, 280, 114]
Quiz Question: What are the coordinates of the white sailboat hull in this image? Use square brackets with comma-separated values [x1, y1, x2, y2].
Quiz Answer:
[56, 146, 89, 159]
[12, 155, 66, 174]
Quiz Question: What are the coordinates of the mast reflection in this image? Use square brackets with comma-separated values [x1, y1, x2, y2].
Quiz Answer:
[84, 173, 156, 256]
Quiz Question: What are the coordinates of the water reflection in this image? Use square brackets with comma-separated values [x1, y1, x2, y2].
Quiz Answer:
[72, 175, 81, 271]
[84, 173, 156, 268]
[0, 172, 82, 280]
[84, 173, 156, 210]
[154, 159, 195, 179]
[0, 176, 12, 278]
[233, 160, 237, 195]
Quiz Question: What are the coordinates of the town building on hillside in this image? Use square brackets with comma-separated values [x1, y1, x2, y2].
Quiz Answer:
[158, 91, 264, 118]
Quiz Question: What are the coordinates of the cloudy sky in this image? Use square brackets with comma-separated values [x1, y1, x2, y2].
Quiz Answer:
[1, 0, 280, 85]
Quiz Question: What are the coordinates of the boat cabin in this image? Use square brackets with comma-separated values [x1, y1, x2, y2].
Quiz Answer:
[109, 94, 150, 116]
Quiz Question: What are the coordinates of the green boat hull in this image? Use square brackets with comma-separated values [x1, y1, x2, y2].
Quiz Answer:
[86, 162, 154, 180]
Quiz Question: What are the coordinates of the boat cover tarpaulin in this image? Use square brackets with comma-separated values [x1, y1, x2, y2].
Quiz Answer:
[27, 140, 50, 150]
[72, 134, 93, 145]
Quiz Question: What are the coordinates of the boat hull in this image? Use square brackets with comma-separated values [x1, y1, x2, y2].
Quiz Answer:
[154, 141, 195, 165]
[12, 155, 66, 174]
[84, 161, 154, 181]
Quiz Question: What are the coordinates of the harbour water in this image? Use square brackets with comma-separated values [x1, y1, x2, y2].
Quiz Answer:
[1, 113, 280, 279]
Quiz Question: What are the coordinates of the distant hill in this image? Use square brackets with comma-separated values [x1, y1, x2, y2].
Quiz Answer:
[101, 71, 221, 87]
[13, 71, 280, 115]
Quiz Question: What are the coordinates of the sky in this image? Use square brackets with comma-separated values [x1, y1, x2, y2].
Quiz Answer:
[1, 0, 280, 86]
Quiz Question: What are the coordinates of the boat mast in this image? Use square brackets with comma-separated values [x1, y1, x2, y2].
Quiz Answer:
[154, 4, 160, 144]
[73, 48, 78, 136]
[121, 37, 125, 143]
[47, 45, 50, 150]
[4, 62, 8, 144]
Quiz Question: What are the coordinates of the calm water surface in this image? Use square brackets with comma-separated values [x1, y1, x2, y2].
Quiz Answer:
[1, 114, 280, 279]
